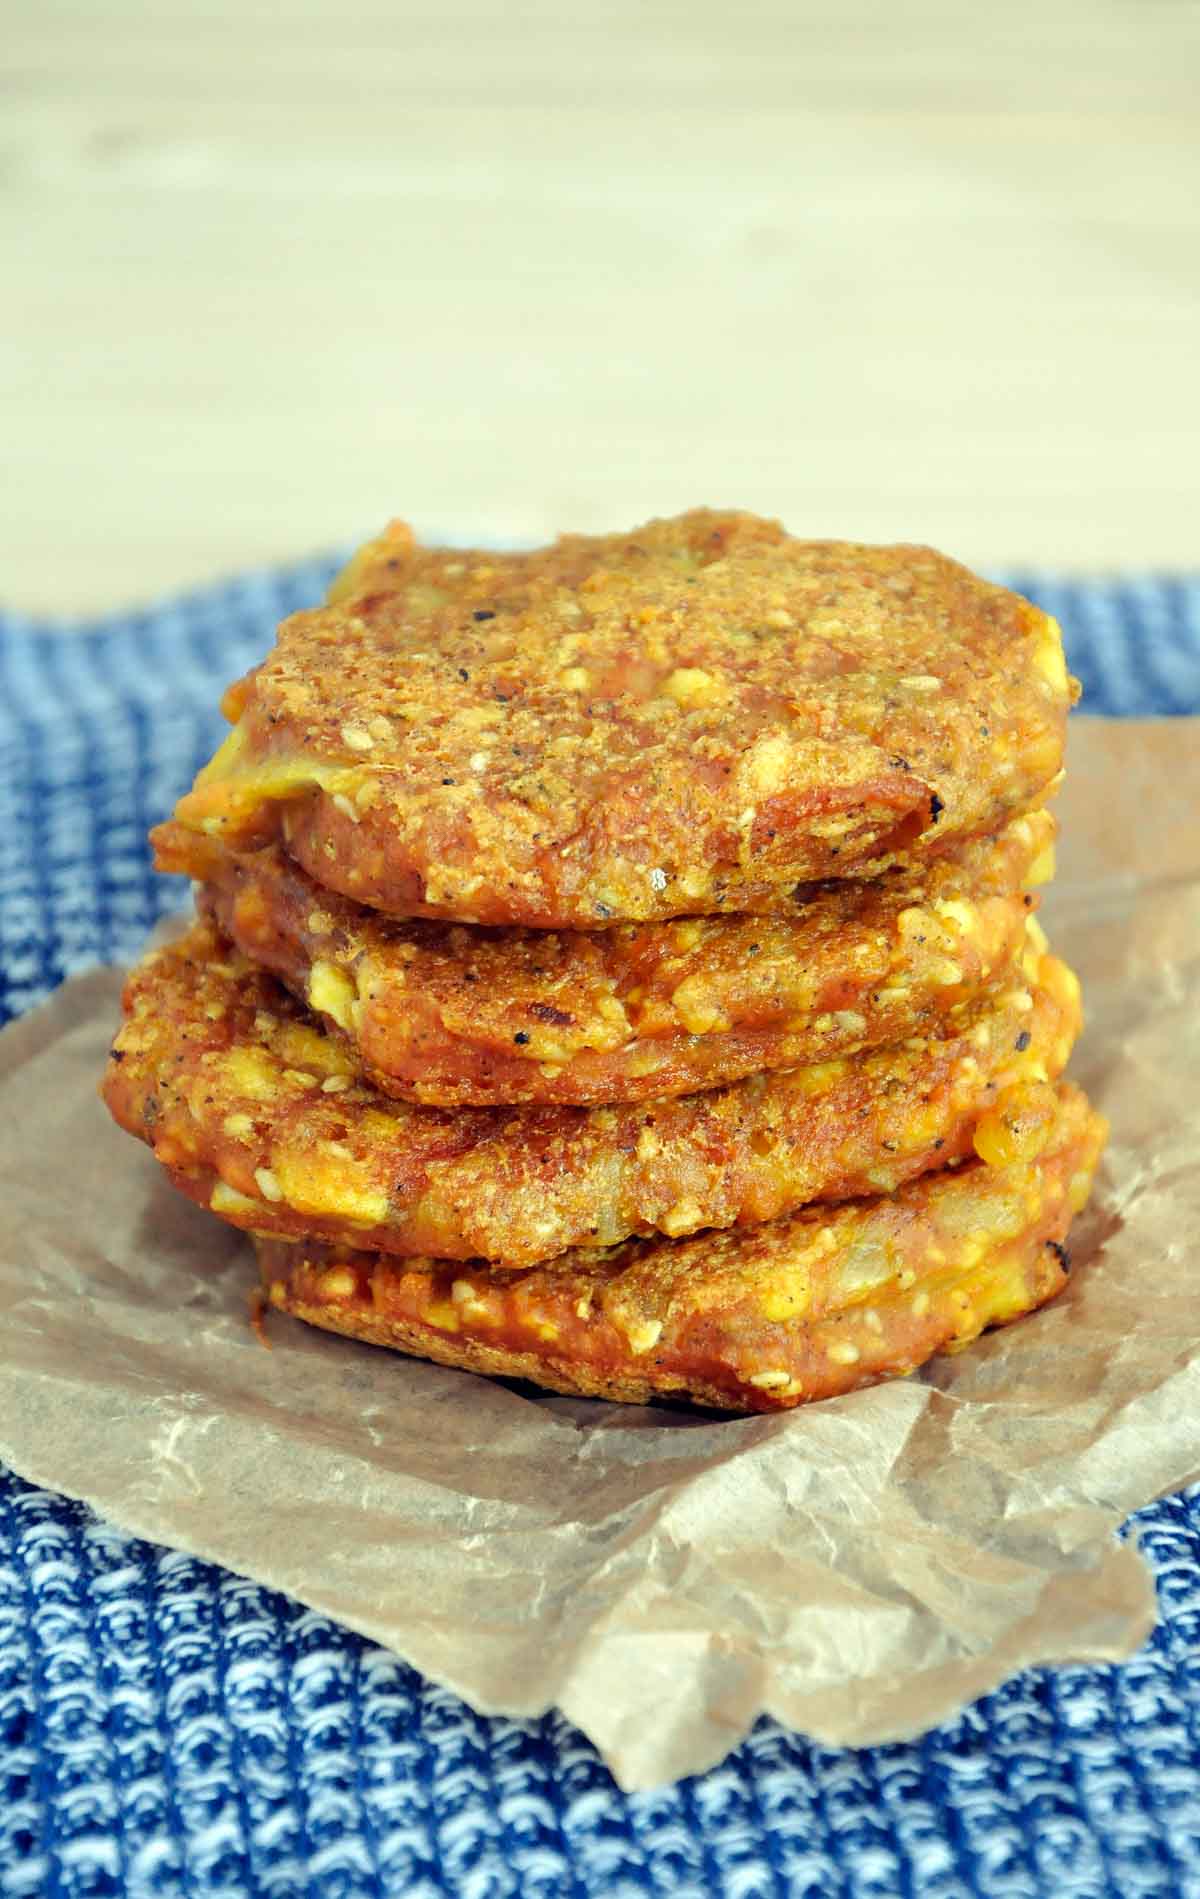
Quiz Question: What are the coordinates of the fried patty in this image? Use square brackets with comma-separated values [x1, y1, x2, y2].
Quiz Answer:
[163, 511, 1074, 928]
[155, 810, 1053, 1107]
[255, 1081, 1105, 1412]
[102, 919, 1080, 1268]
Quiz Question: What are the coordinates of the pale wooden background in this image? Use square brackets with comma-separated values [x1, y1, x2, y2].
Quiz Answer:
[4, 0, 1198, 613]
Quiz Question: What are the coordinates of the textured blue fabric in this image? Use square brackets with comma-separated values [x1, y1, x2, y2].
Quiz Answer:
[1, 561, 1199, 1898]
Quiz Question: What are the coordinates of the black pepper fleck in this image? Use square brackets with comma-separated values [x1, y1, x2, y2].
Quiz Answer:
[1014, 1029, 1032, 1052]
[929, 792, 945, 824]
[513, 1031, 530, 1045]
[458, 667, 470, 681]
[473, 609, 496, 622]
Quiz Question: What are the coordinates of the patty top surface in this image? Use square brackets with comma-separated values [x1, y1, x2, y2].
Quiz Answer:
[171, 509, 1074, 927]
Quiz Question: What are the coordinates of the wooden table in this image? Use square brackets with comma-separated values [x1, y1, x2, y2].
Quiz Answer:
[4, 0, 1198, 612]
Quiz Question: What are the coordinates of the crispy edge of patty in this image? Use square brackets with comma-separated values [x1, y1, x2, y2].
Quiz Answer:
[102, 919, 1081, 1267]
[155, 808, 1054, 1107]
[255, 1081, 1106, 1412]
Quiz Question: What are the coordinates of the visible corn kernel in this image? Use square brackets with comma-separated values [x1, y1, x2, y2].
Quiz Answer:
[973, 1085, 1054, 1169]
[450, 1279, 493, 1321]
[827, 1339, 861, 1365]
[624, 1319, 663, 1355]
[671, 976, 731, 1036]
[275, 1021, 357, 1078]
[932, 897, 978, 933]
[318, 1267, 357, 1299]
[210, 1181, 260, 1216]
[423, 1301, 460, 1332]
[1026, 842, 1057, 886]
[1032, 617, 1069, 694]
[307, 960, 359, 1033]
[660, 667, 724, 710]
[739, 732, 792, 794]
[931, 959, 963, 986]
[272, 1148, 388, 1226]
[760, 1278, 811, 1322]
[660, 1198, 704, 1236]
[224, 1045, 280, 1101]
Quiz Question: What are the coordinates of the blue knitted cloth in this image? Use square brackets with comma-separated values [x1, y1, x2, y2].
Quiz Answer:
[2, 563, 1199, 1898]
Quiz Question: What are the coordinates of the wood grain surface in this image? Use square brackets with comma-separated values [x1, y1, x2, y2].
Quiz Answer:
[4, 0, 1198, 611]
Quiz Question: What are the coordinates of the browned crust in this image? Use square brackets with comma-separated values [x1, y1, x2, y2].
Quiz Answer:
[101, 918, 1081, 1268]
[255, 1081, 1107, 1412]
[164, 511, 1073, 927]
[156, 810, 1051, 1107]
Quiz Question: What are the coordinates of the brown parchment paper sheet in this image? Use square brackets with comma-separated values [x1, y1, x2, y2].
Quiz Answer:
[1, 718, 1198, 1791]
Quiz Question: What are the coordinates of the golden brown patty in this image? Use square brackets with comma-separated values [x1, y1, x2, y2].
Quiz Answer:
[163, 511, 1074, 927]
[155, 810, 1052, 1108]
[102, 919, 1081, 1268]
[256, 1081, 1106, 1412]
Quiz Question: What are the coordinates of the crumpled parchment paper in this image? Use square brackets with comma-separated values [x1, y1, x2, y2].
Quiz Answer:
[1, 717, 1197, 1790]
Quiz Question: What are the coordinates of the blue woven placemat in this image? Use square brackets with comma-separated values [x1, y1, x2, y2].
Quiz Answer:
[2, 563, 1199, 1898]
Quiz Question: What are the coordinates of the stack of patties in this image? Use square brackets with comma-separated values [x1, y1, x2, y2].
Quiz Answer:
[103, 510, 1107, 1413]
